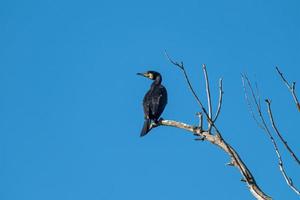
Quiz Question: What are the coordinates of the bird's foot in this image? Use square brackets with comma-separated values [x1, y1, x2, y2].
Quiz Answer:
[150, 121, 158, 129]
[157, 118, 164, 124]
[151, 119, 163, 128]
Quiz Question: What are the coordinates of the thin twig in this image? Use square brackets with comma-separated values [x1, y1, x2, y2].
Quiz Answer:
[265, 100, 300, 195]
[241, 75, 264, 129]
[242, 74, 300, 196]
[165, 52, 226, 136]
[213, 78, 223, 123]
[265, 100, 300, 165]
[255, 81, 261, 110]
[276, 67, 300, 111]
[164, 51, 212, 126]
[202, 64, 213, 131]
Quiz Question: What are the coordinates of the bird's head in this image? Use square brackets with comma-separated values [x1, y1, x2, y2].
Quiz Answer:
[137, 71, 161, 80]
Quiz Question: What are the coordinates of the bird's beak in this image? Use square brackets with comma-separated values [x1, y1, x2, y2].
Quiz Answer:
[137, 72, 147, 77]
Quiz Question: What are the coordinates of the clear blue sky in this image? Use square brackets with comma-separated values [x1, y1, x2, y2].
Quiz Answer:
[1, 0, 299, 199]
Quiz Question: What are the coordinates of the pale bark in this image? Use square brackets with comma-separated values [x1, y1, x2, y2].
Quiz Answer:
[153, 119, 272, 200]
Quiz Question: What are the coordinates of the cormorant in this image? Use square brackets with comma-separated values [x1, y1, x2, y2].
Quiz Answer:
[137, 71, 168, 137]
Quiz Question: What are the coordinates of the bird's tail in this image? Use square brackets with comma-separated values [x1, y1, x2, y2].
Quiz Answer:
[140, 119, 151, 137]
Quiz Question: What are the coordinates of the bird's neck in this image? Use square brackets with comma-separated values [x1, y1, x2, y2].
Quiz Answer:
[152, 76, 162, 85]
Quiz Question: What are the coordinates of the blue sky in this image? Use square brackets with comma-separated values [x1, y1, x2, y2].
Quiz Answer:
[1, 0, 300, 199]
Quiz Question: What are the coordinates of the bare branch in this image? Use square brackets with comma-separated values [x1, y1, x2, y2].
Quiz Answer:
[265, 100, 300, 195]
[163, 53, 273, 199]
[164, 51, 212, 127]
[202, 64, 213, 130]
[276, 67, 300, 111]
[265, 100, 300, 165]
[255, 81, 262, 110]
[163, 54, 271, 199]
[213, 78, 223, 123]
[242, 74, 300, 196]
[156, 119, 272, 200]
[242, 75, 265, 125]
[241, 75, 265, 129]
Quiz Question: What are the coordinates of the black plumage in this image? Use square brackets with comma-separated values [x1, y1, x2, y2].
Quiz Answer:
[137, 71, 168, 137]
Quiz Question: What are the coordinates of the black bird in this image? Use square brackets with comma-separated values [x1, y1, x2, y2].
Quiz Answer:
[137, 71, 168, 137]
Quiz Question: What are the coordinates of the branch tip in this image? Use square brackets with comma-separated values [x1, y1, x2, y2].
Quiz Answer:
[276, 67, 300, 112]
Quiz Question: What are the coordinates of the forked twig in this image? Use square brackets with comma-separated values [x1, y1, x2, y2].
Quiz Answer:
[241, 75, 264, 129]
[276, 67, 300, 111]
[164, 51, 212, 127]
[242, 74, 300, 196]
[265, 100, 300, 165]
[265, 100, 300, 195]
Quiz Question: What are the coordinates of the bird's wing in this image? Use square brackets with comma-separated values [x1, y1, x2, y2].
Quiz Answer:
[151, 86, 168, 119]
[143, 90, 152, 119]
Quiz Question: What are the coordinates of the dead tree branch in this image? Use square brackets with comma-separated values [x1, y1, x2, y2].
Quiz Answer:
[265, 100, 300, 195]
[242, 76, 264, 129]
[276, 67, 300, 111]
[164, 51, 220, 132]
[157, 119, 272, 200]
[242, 74, 300, 196]
[265, 100, 300, 165]
[164, 51, 211, 124]
[162, 52, 271, 200]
